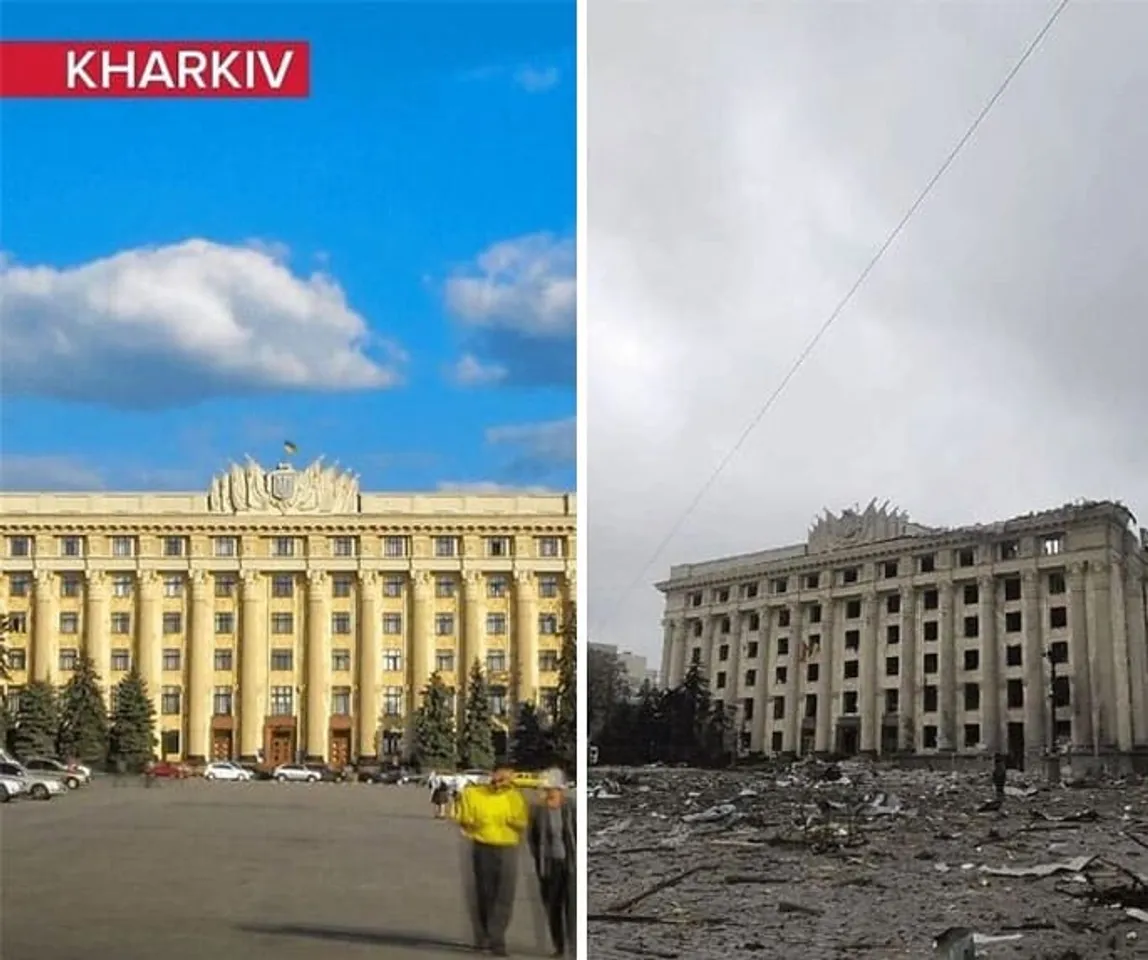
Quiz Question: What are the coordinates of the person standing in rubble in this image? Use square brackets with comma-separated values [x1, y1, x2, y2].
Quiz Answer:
[527, 769, 577, 958]
[992, 753, 1007, 800]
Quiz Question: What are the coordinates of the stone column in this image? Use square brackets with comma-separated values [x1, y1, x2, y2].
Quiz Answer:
[674, 621, 690, 686]
[1109, 560, 1133, 751]
[660, 620, 675, 692]
[1089, 560, 1116, 748]
[783, 604, 801, 754]
[32, 571, 57, 682]
[406, 571, 433, 749]
[815, 598, 833, 754]
[137, 572, 164, 722]
[1125, 563, 1148, 745]
[751, 611, 769, 753]
[898, 587, 918, 751]
[460, 571, 486, 699]
[514, 570, 540, 707]
[1068, 562, 1094, 751]
[938, 582, 957, 751]
[979, 575, 1000, 754]
[186, 570, 214, 762]
[238, 572, 267, 761]
[860, 590, 879, 754]
[699, 616, 716, 682]
[305, 570, 330, 761]
[727, 613, 743, 709]
[1022, 570, 1046, 758]
[357, 571, 381, 761]
[84, 571, 111, 687]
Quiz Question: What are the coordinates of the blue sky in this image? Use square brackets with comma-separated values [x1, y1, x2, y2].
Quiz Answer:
[0, 2, 575, 494]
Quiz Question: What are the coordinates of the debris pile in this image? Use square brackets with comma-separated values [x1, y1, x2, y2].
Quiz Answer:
[587, 759, 1148, 959]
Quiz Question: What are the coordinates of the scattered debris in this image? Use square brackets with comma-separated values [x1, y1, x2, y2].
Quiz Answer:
[588, 759, 1148, 959]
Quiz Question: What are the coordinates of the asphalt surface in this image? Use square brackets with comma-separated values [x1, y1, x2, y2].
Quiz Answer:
[1, 777, 551, 960]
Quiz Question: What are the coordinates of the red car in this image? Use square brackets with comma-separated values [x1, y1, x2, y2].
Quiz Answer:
[149, 761, 189, 779]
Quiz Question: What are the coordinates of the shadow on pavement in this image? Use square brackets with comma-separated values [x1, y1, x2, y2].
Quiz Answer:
[236, 923, 475, 953]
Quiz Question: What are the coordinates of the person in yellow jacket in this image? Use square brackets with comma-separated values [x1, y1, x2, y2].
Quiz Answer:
[454, 767, 529, 956]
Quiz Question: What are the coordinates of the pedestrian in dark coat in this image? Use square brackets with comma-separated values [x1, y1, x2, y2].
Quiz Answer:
[527, 769, 576, 958]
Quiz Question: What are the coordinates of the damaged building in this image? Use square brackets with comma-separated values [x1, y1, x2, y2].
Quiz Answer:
[657, 500, 1148, 766]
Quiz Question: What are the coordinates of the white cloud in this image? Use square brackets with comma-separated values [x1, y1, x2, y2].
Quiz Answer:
[588, 4, 1148, 660]
[445, 233, 575, 338]
[0, 239, 404, 408]
[514, 65, 561, 93]
[0, 455, 106, 491]
[449, 353, 508, 387]
[487, 417, 575, 465]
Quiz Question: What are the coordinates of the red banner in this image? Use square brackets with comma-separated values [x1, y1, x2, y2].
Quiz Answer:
[0, 41, 310, 98]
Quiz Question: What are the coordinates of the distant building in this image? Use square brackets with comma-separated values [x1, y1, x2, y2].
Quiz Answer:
[590, 641, 658, 693]
[657, 499, 1148, 766]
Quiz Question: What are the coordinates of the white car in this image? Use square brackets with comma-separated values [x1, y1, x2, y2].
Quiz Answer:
[203, 761, 252, 782]
[0, 761, 66, 800]
[0, 774, 28, 802]
[271, 763, 320, 783]
[23, 757, 90, 788]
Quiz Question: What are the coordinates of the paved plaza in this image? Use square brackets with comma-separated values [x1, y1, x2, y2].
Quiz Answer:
[1, 778, 550, 960]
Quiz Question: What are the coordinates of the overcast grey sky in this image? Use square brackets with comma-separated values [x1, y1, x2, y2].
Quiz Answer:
[587, 1, 1148, 666]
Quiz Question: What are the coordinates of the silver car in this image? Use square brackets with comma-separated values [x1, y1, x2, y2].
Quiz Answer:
[271, 763, 320, 783]
[0, 774, 28, 802]
[0, 761, 67, 800]
[23, 757, 87, 790]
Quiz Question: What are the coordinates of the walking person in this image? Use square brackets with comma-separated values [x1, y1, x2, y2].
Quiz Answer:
[455, 767, 529, 956]
[527, 769, 576, 958]
[432, 773, 451, 819]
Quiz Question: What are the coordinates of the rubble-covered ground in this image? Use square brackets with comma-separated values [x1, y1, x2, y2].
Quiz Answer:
[587, 760, 1148, 959]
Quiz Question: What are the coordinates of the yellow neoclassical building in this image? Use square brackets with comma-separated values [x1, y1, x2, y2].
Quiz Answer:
[0, 457, 576, 767]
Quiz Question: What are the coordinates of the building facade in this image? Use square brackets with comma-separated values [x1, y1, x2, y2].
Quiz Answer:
[0, 458, 576, 766]
[658, 500, 1148, 765]
[588, 642, 658, 693]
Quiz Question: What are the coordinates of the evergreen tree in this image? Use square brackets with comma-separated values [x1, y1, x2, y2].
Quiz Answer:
[0, 692, 13, 754]
[510, 701, 552, 770]
[458, 659, 495, 770]
[0, 611, 14, 682]
[108, 669, 156, 772]
[11, 680, 59, 759]
[57, 652, 110, 764]
[551, 602, 577, 773]
[412, 672, 457, 771]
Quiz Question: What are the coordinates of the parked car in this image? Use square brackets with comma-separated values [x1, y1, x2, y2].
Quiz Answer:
[240, 764, 273, 781]
[150, 761, 189, 779]
[0, 761, 67, 800]
[0, 774, 28, 802]
[272, 763, 321, 783]
[202, 761, 253, 782]
[357, 765, 413, 785]
[23, 757, 88, 789]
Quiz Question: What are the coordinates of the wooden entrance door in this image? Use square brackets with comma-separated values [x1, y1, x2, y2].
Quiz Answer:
[269, 730, 294, 766]
[211, 731, 233, 761]
[329, 730, 351, 768]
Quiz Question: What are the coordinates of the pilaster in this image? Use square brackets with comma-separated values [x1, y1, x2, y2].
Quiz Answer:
[187, 570, 214, 762]
[978, 575, 1000, 753]
[461, 571, 485, 699]
[357, 571, 381, 761]
[782, 604, 801, 754]
[138, 571, 164, 724]
[32, 571, 57, 682]
[898, 586, 917, 751]
[1068, 562, 1094, 750]
[514, 570, 540, 706]
[814, 597, 832, 754]
[406, 571, 433, 749]
[1110, 559, 1133, 751]
[238, 571, 266, 760]
[860, 589, 879, 754]
[1022, 570, 1045, 757]
[305, 570, 330, 760]
[1125, 562, 1148, 745]
[84, 571, 111, 689]
[938, 582, 957, 751]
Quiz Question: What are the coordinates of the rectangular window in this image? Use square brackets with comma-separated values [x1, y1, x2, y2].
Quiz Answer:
[486, 537, 511, 557]
[331, 536, 357, 557]
[383, 613, 403, 635]
[162, 648, 181, 671]
[773, 697, 785, 720]
[924, 653, 939, 674]
[332, 648, 352, 672]
[214, 612, 235, 634]
[486, 650, 507, 674]
[1048, 572, 1067, 595]
[1004, 578, 1022, 602]
[886, 624, 900, 645]
[486, 613, 507, 635]
[964, 724, 980, 748]
[163, 575, 183, 598]
[271, 537, 295, 557]
[538, 575, 560, 598]
[272, 575, 294, 598]
[998, 540, 1020, 561]
[111, 649, 131, 671]
[161, 686, 182, 715]
[964, 648, 980, 671]
[435, 613, 455, 636]
[487, 576, 509, 598]
[538, 650, 560, 672]
[8, 536, 31, 557]
[489, 685, 509, 717]
[163, 537, 185, 558]
[5, 613, 26, 634]
[382, 649, 402, 672]
[538, 614, 559, 635]
[270, 686, 294, 716]
[538, 537, 562, 558]
[270, 648, 294, 671]
[923, 725, 938, 748]
[885, 656, 900, 676]
[112, 536, 136, 557]
[214, 536, 237, 557]
[956, 548, 975, 567]
[964, 683, 980, 711]
[271, 613, 294, 634]
[111, 612, 131, 634]
[60, 535, 84, 558]
[918, 554, 936, 573]
[382, 687, 404, 716]
[383, 577, 403, 598]
[435, 576, 456, 598]
[1006, 645, 1023, 667]
[964, 616, 979, 638]
[58, 647, 79, 670]
[383, 536, 407, 558]
[923, 589, 939, 610]
[923, 685, 938, 712]
[213, 687, 233, 715]
[842, 691, 859, 713]
[436, 650, 455, 672]
[331, 612, 352, 635]
[332, 574, 354, 598]
[885, 689, 899, 714]
[923, 620, 939, 642]
[112, 574, 133, 598]
[60, 575, 82, 598]
[1007, 679, 1024, 708]
[213, 649, 233, 671]
[843, 660, 859, 679]
[162, 613, 183, 635]
[215, 574, 237, 598]
[963, 583, 979, 605]
[1005, 611, 1022, 633]
[332, 686, 352, 714]
[9, 573, 31, 597]
[1049, 640, 1069, 665]
[434, 536, 458, 558]
[59, 613, 79, 634]
[1050, 606, 1068, 630]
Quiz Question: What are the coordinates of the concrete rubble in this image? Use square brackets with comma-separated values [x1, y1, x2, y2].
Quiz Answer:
[587, 759, 1148, 959]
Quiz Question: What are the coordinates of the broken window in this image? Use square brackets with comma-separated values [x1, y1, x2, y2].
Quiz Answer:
[1053, 676, 1071, 708]
[883, 561, 898, 578]
[919, 554, 936, 573]
[693, 621, 703, 636]
[964, 648, 980, 671]
[1007, 679, 1024, 708]
[744, 669, 757, 687]
[773, 697, 785, 720]
[843, 660, 859, 679]
[720, 617, 731, 634]
[804, 694, 817, 718]
[846, 600, 861, 619]
[886, 624, 900, 645]
[1049, 606, 1067, 630]
[691, 648, 702, 663]
[964, 616, 980, 638]
[924, 653, 938, 675]
[923, 725, 938, 748]
[923, 685, 938, 712]
[1004, 578, 1021, 602]
[885, 689, 899, 714]
[964, 683, 980, 711]
[775, 666, 787, 685]
[771, 578, 788, 595]
[743, 698, 755, 720]
[1049, 641, 1068, 665]
[776, 637, 789, 656]
[715, 672, 726, 689]
[964, 583, 979, 605]
[718, 644, 730, 661]
[923, 620, 939, 642]
[808, 604, 822, 624]
[771, 731, 783, 752]
[778, 609, 791, 628]
[806, 663, 819, 683]
[963, 724, 980, 748]
[999, 540, 1020, 561]
[742, 582, 759, 599]
[805, 573, 820, 590]
[747, 641, 759, 658]
[923, 589, 939, 611]
[1048, 571, 1066, 595]
[717, 588, 730, 603]
[956, 548, 976, 567]
[1005, 611, 1022, 633]
[885, 656, 900, 676]
[1054, 719, 1071, 743]
[845, 630, 860, 650]
[887, 593, 901, 614]
[843, 691, 859, 714]
[1041, 534, 1064, 556]
[748, 612, 761, 632]
[841, 567, 859, 585]
[1006, 645, 1023, 667]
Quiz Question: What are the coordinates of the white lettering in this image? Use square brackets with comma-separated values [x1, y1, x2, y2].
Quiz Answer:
[101, 51, 136, 88]
[137, 50, 175, 89]
[177, 51, 207, 89]
[211, 51, 241, 89]
[258, 50, 294, 90]
[65, 50, 97, 89]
